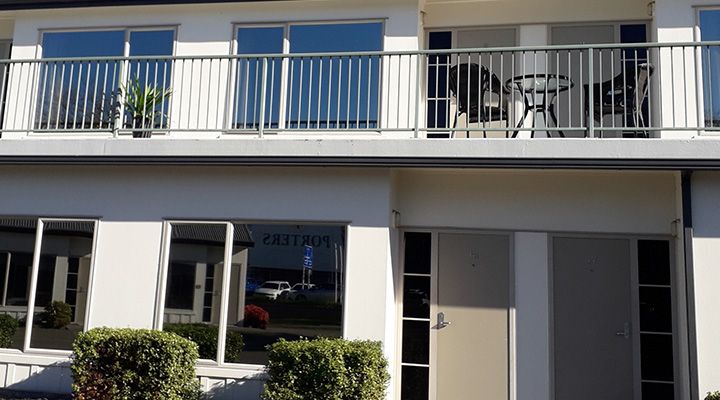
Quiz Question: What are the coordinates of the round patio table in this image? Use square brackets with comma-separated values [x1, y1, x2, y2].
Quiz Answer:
[505, 74, 574, 138]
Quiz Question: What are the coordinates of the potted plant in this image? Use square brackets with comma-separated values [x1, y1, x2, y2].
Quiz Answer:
[120, 78, 172, 138]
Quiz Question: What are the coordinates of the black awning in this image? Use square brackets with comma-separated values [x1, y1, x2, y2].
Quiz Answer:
[171, 223, 255, 248]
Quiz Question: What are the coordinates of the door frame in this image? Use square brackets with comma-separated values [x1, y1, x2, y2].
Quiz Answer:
[396, 228, 516, 400]
[547, 233, 679, 400]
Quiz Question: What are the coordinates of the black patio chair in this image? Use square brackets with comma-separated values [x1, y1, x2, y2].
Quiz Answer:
[449, 63, 511, 138]
[582, 62, 655, 138]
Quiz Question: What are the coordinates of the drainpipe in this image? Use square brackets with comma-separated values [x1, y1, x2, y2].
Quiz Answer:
[681, 170, 698, 400]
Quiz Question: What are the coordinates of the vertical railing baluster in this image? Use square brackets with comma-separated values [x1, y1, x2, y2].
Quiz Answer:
[587, 48, 595, 138]
[37, 61, 49, 130]
[414, 53, 422, 138]
[326, 57, 333, 129]
[258, 57, 268, 138]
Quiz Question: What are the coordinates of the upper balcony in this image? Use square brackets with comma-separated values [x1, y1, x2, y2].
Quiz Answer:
[0, 0, 714, 157]
[0, 41, 715, 141]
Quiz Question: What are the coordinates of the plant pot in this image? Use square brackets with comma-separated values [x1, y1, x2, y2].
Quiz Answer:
[132, 130, 152, 138]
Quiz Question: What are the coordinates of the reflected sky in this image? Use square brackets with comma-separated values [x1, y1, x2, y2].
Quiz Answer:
[700, 10, 720, 125]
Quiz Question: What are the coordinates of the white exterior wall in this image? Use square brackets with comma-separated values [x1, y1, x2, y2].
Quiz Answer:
[394, 169, 683, 399]
[689, 172, 720, 396]
[423, 0, 648, 28]
[0, 165, 395, 396]
[395, 169, 678, 234]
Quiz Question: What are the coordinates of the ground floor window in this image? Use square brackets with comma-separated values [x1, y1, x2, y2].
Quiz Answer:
[159, 222, 345, 365]
[0, 218, 97, 352]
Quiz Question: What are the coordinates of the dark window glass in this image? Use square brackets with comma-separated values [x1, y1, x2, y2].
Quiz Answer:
[404, 232, 431, 274]
[163, 223, 226, 362]
[34, 256, 56, 308]
[641, 334, 674, 382]
[401, 365, 429, 400]
[6, 253, 32, 306]
[126, 30, 174, 131]
[165, 263, 197, 310]
[68, 258, 79, 273]
[403, 275, 430, 319]
[38, 31, 125, 131]
[225, 224, 345, 365]
[30, 220, 95, 351]
[234, 27, 284, 130]
[427, 31, 452, 133]
[0, 219, 37, 350]
[402, 320, 429, 365]
[129, 30, 174, 56]
[65, 290, 77, 307]
[41, 31, 125, 58]
[700, 10, 720, 127]
[638, 240, 671, 285]
[642, 382, 674, 400]
[286, 23, 383, 129]
[429, 31, 452, 50]
[640, 286, 672, 333]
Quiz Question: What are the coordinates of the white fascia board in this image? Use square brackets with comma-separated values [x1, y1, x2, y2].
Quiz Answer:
[0, 138, 720, 163]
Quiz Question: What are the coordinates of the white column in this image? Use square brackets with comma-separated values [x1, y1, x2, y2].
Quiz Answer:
[87, 221, 163, 329]
[514, 232, 550, 400]
[653, 0, 700, 138]
[343, 225, 394, 396]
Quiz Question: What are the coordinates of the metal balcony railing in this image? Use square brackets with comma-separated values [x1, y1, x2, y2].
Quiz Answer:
[0, 41, 717, 139]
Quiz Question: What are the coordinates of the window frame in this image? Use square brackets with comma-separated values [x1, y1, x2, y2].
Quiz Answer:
[695, 6, 720, 134]
[36, 25, 179, 59]
[231, 19, 386, 132]
[30, 26, 178, 137]
[155, 220, 348, 369]
[0, 217, 100, 357]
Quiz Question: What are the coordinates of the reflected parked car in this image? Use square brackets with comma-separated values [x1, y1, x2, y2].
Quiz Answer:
[245, 277, 261, 296]
[291, 283, 342, 303]
[282, 283, 315, 300]
[254, 281, 291, 300]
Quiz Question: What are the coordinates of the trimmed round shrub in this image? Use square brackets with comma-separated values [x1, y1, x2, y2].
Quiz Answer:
[244, 304, 270, 329]
[71, 328, 200, 400]
[42, 301, 72, 329]
[0, 314, 18, 348]
[262, 338, 389, 400]
[165, 323, 244, 363]
[707, 392, 720, 400]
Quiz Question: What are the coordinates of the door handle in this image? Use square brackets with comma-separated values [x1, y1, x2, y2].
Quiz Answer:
[615, 322, 630, 339]
[436, 312, 452, 329]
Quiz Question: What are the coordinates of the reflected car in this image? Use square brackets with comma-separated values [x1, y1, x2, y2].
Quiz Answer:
[245, 277, 261, 296]
[282, 283, 316, 300]
[292, 283, 342, 303]
[254, 281, 291, 300]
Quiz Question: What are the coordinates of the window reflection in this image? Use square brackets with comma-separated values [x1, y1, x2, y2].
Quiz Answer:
[36, 29, 175, 131]
[162, 222, 345, 365]
[29, 220, 95, 351]
[225, 224, 345, 365]
[163, 223, 227, 361]
[0, 218, 38, 350]
[700, 10, 720, 127]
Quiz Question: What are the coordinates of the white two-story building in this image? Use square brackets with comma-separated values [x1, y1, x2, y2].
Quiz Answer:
[0, 0, 717, 399]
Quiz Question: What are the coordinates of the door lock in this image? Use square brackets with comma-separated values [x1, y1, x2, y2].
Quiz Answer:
[436, 312, 452, 329]
[615, 322, 631, 339]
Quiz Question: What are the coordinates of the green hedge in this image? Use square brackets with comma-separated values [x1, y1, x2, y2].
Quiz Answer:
[707, 392, 720, 400]
[42, 301, 72, 328]
[72, 328, 200, 400]
[164, 323, 243, 363]
[262, 338, 389, 400]
[0, 314, 18, 348]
